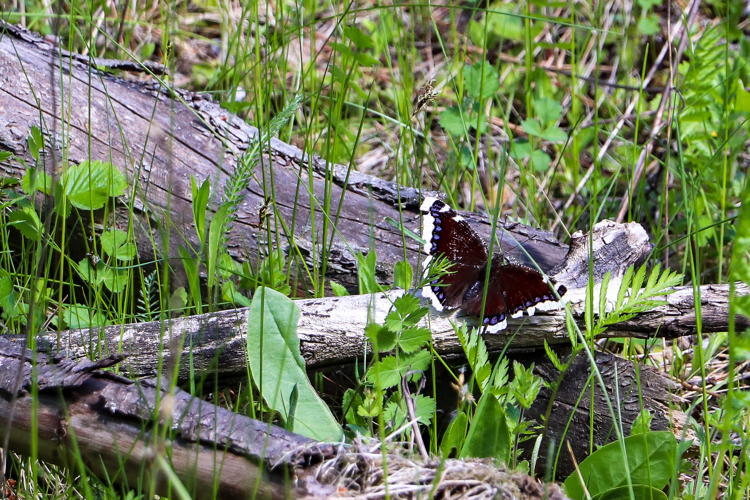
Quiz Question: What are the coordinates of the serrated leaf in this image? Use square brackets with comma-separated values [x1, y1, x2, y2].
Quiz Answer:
[439, 106, 469, 136]
[9, 207, 42, 241]
[101, 266, 128, 293]
[100, 229, 136, 261]
[630, 409, 653, 435]
[62, 160, 127, 210]
[535, 97, 563, 126]
[539, 126, 568, 142]
[394, 293, 420, 316]
[398, 326, 431, 353]
[368, 356, 403, 389]
[464, 61, 499, 100]
[413, 394, 436, 423]
[521, 119, 544, 136]
[616, 266, 634, 310]
[21, 168, 52, 195]
[544, 341, 563, 371]
[366, 322, 397, 352]
[354, 52, 378, 67]
[330, 281, 349, 296]
[343, 26, 373, 49]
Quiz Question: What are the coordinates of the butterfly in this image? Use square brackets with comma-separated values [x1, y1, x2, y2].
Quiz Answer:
[420, 197, 566, 332]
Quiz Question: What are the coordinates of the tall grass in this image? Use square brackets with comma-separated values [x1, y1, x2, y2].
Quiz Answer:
[0, 0, 748, 498]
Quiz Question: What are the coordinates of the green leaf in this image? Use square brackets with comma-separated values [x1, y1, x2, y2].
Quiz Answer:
[0, 270, 19, 319]
[207, 203, 231, 290]
[180, 247, 202, 314]
[413, 394, 436, 424]
[397, 326, 431, 353]
[394, 260, 413, 289]
[368, 350, 431, 389]
[357, 250, 378, 294]
[342, 388, 367, 427]
[528, 150, 552, 172]
[535, 97, 563, 126]
[101, 266, 128, 293]
[637, 14, 660, 36]
[191, 176, 211, 248]
[100, 229, 136, 261]
[63, 304, 107, 329]
[366, 323, 397, 352]
[439, 106, 469, 136]
[592, 484, 667, 500]
[456, 325, 491, 393]
[459, 392, 511, 463]
[343, 26, 373, 49]
[521, 119, 544, 136]
[9, 207, 42, 241]
[539, 126, 568, 142]
[564, 431, 679, 500]
[354, 52, 379, 67]
[330, 281, 350, 296]
[170, 287, 188, 313]
[246, 287, 342, 441]
[736, 85, 750, 112]
[330, 42, 355, 58]
[287, 383, 299, 433]
[440, 411, 468, 457]
[630, 410, 653, 435]
[61, 160, 127, 210]
[464, 61, 499, 100]
[368, 356, 402, 389]
[21, 168, 52, 195]
[28, 125, 43, 162]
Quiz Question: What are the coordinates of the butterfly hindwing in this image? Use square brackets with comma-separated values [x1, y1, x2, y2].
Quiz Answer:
[420, 197, 566, 331]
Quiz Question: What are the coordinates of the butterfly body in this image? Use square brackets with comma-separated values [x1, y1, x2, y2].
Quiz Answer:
[420, 197, 566, 332]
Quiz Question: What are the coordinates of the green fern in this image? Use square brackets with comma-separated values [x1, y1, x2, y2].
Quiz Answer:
[136, 270, 161, 322]
[593, 263, 683, 332]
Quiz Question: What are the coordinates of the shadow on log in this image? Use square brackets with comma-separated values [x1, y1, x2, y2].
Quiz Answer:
[0, 338, 333, 500]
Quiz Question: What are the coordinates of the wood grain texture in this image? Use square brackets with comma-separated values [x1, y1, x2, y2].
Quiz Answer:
[0, 337, 332, 500]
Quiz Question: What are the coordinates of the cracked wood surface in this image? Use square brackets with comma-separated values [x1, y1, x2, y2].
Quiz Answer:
[0, 337, 333, 500]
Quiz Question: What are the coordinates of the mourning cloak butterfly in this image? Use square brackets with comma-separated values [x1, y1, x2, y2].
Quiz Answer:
[420, 197, 566, 332]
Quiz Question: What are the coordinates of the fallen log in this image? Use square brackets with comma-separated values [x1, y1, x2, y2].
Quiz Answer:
[0, 21, 566, 296]
[0, 337, 333, 500]
[0, 336, 569, 500]
[30, 219, 746, 376]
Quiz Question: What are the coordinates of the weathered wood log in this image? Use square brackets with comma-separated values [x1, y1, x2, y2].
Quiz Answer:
[0, 337, 334, 500]
[523, 349, 689, 480]
[30, 218, 746, 376]
[0, 337, 571, 499]
[0, 21, 566, 296]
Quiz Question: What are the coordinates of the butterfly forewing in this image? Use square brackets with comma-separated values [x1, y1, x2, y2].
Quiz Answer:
[419, 197, 566, 329]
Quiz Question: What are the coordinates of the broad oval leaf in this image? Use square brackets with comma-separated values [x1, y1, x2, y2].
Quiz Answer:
[62, 160, 127, 210]
[246, 287, 342, 441]
[564, 431, 679, 500]
[592, 484, 668, 500]
[459, 391, 511, 464]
